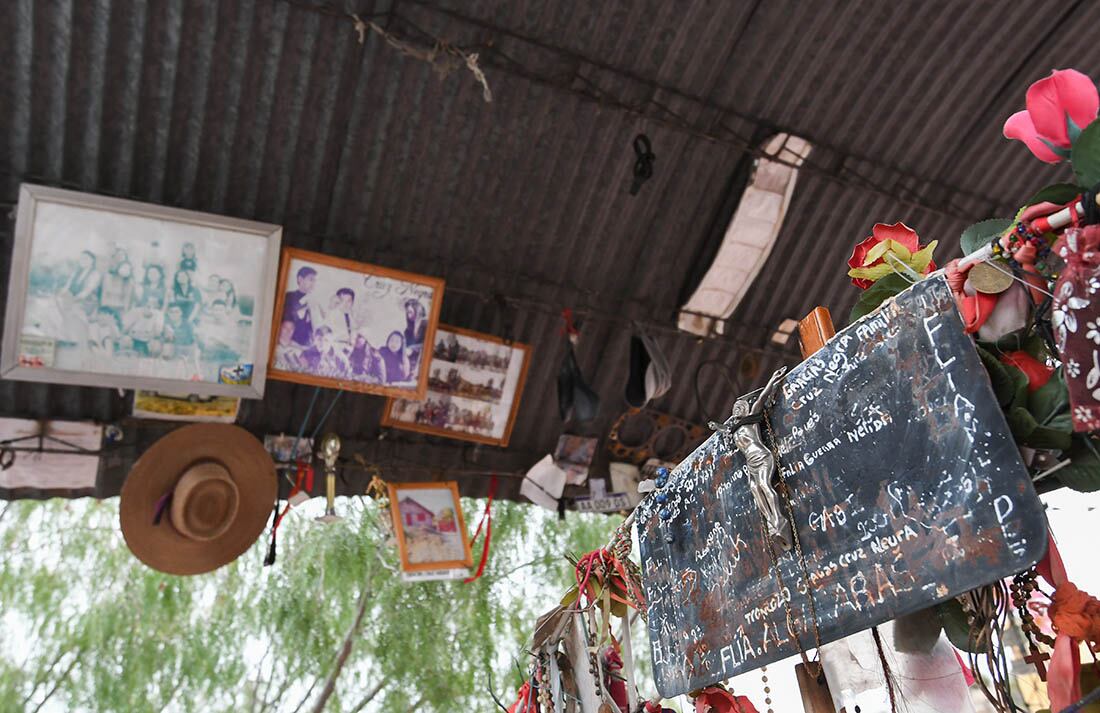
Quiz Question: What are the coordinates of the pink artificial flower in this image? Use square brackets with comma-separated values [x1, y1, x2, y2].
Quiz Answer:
[1004, 69, 1099, 163]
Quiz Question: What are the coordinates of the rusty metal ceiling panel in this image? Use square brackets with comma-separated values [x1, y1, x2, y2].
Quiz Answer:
[0, 0, 1087, 500]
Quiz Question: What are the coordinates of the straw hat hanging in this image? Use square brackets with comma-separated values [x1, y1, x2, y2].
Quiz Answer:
[119, 424, 277, 575]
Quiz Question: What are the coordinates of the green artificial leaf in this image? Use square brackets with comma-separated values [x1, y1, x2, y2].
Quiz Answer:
[1004, 361, 1030, 409]
[937, 599, 981, 653]
[1024, 423, 1073, 451]
[1072, 120, 1100, 187]
[975, 345, 1016, 408]
[960, 218, 1013, 256]
[848, 273, 911, 324]
[1028, 368, 1071, 427]
[1046, 410, 1074, 433]
[1056, 434, 1100, 491]
[1026, 182, 1084, 207]
[1007, 406, 1038, 442]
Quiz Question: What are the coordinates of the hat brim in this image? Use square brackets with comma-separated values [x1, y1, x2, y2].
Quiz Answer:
[120, 424, 276, 575]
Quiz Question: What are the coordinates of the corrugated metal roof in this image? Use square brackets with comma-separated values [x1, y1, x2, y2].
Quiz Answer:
[0, 0, 1094, 501]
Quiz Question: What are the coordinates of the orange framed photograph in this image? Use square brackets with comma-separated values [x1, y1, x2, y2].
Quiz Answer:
[267, 248, 444, 399]
[387, 481, 472, 573]
[380, 325, 531, 447]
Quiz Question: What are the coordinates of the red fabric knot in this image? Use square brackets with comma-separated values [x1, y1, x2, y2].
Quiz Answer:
[1050, 581, 1100, 644]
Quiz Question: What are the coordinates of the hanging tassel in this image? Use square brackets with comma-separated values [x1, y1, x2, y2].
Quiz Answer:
[263, 500, 280, 566]
[263, 463, 315, 568]
[464, 476, 497, 583]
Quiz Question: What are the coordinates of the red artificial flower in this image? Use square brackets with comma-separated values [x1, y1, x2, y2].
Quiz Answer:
[847, 222, 937, 289]
[1004, 69, 1099, 163]
[694, 686, 760, 713]
[1000, 351, 1053, 392]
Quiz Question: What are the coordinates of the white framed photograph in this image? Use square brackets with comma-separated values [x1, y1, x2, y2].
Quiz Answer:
[268, 248, 444, 399]
[1, 184, 282, 398]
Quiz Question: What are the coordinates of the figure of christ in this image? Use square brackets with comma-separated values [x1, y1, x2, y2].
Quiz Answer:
[711, 366, 792, 551]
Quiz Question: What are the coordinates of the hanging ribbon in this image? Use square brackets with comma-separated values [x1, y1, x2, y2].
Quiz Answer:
[505, 681, 537, 713]
[264, 461, 315, 567]
[1036, 532, 1100, 711]
[463, 475, 497, 583]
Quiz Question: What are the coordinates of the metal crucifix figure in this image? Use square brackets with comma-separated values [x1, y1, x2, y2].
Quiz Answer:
[709, 366, 792, 551]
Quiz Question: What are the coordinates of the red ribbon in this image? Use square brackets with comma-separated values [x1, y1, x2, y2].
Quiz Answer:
[560, 308, 579, 338]
[274, 462, 315, 531]
[1038, 532, 1083, 712]
[463, 475, 497, 583]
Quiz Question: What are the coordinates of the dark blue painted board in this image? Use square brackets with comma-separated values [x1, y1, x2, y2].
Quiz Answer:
[636, 276, 1047, 697]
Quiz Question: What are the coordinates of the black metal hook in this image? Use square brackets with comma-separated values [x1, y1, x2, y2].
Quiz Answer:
[630, 133, 656, 195]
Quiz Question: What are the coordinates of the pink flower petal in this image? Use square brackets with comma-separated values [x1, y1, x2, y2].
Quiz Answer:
[1004, 110, 1063, 163]
[1026, 69, 1099, 147]
[871, 222, 920, 252]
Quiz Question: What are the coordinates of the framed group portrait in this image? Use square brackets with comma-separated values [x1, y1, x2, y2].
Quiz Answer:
[267, 248, 444, 399]
[387, 481, 472, 573]
[381, 326, 530, 447]
[0, 184, 282, 399]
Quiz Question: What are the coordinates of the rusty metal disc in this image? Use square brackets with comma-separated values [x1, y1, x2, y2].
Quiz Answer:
[969, 260, 1014, 294]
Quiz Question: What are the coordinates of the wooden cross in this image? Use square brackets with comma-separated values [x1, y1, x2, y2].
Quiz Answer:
[1023, 645, 1049, 681]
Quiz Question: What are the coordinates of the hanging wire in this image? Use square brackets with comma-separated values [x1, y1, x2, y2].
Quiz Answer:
[289, 387, 322, 462]
[693, 359, 742, 424]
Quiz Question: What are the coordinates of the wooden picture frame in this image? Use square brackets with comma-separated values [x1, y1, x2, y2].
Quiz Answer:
[380, 325, 531, 447]
[1, 184, 282, 398]
[266, 248, 444, 399]
[387, 481, 472, 573]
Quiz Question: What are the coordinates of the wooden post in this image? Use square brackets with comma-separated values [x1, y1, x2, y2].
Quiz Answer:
[798, 307, 975, 713]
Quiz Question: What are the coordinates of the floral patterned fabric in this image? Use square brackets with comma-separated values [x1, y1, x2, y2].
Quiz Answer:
[1053, 226, 1100, 431]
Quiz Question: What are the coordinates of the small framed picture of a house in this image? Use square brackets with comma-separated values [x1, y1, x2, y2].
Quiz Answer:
[387, 481, 472, 573]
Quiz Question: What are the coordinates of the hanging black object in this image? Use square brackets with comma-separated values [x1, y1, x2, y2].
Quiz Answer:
[557, 343, 600, 424]
[630, 134, 656, 195]
[492, 293, 514, 345]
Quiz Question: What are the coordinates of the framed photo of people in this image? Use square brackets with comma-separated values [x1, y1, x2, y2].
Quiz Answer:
[380, 326, 531, 447]
[0, 184, 282, 398]
[268, 248, 444, 398]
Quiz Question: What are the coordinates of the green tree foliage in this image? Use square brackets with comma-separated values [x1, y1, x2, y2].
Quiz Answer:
[0, 494, 626, 712]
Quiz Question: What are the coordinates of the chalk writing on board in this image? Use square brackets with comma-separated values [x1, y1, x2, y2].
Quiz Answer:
[636, 276, 1047, 698]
